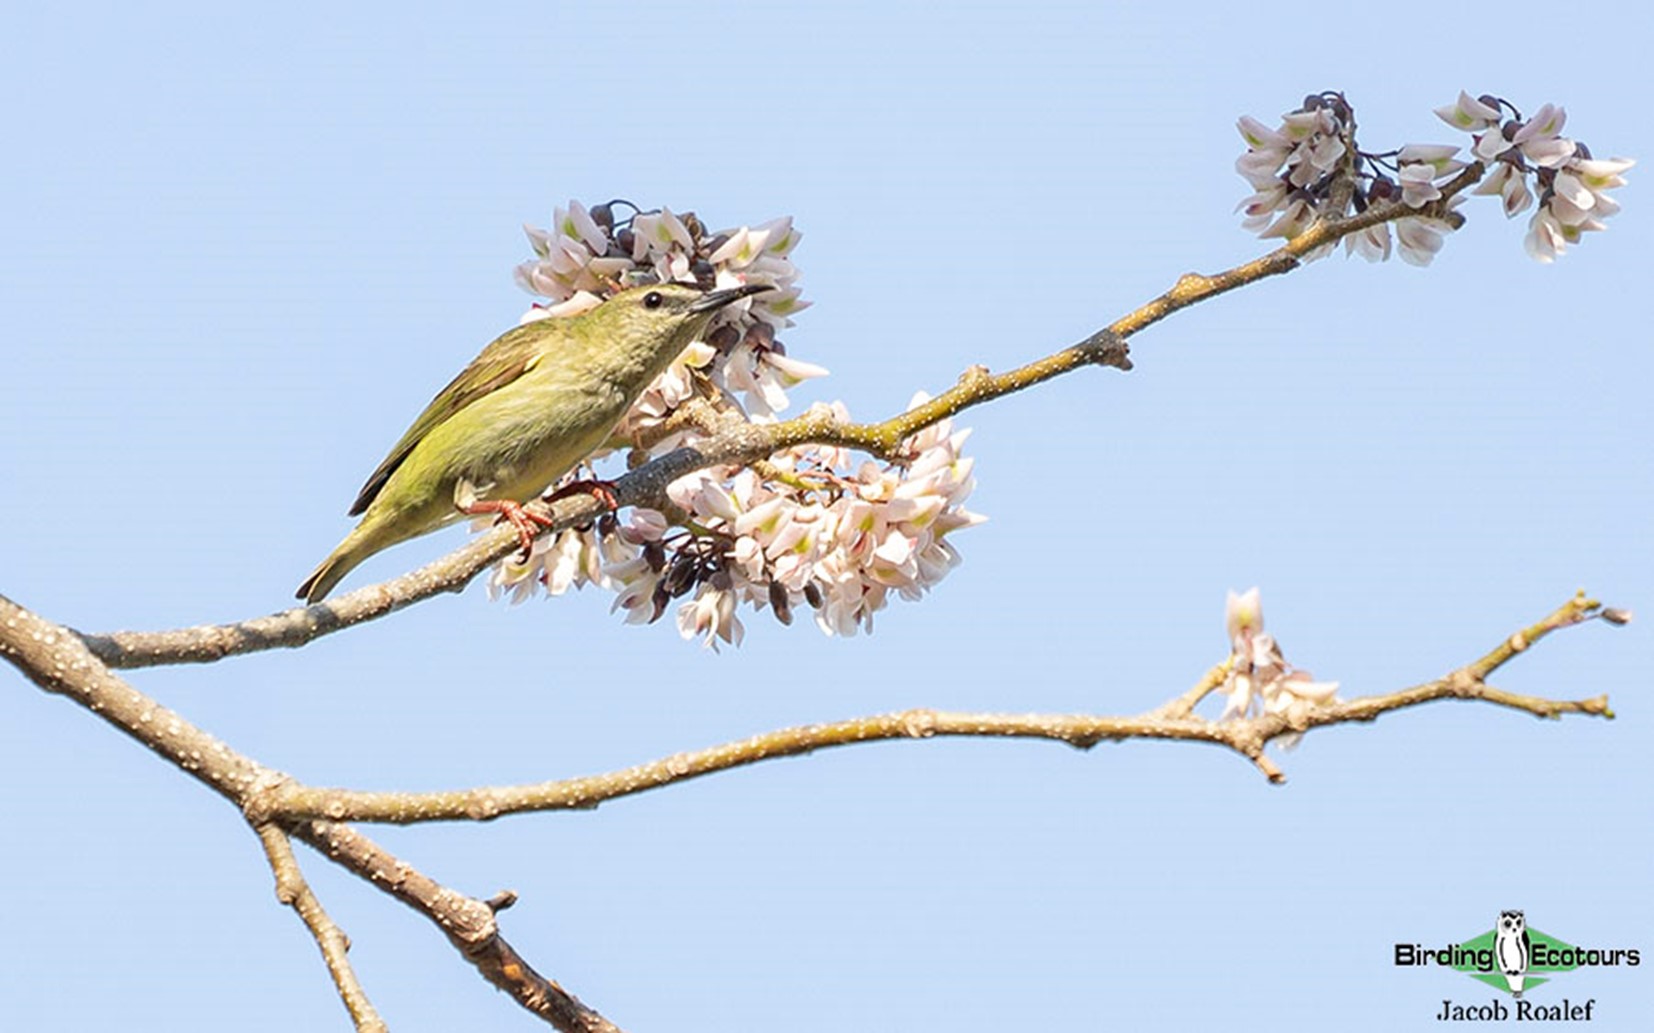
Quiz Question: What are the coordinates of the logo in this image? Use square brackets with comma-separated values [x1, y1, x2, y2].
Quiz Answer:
[1394, 910, 1640, 1022]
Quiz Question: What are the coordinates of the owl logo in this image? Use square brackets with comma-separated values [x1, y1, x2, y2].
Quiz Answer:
[1494, 910, 1533, 998]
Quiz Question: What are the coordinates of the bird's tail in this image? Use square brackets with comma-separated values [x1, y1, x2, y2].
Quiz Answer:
[296, 526, 377, 603]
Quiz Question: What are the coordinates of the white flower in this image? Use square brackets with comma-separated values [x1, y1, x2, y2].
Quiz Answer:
[1217, 588, 1339, 741]
[1225, 587, 1263, 647]
[1572, 156, 1635, 193]
[1472, 128, 1513, 164]
[1472, 163, 1533, 218]
[1434, 91, 1501, 132]
[1397, 163, 1444, 208]
[1395, 217, 1447, 266]
[1523, 208, 1566, 262]
[1523, 155, 1632, 262]
[631, 208, 693, 259]
[1345, 223, 1392, 262]
[1512, 104, 1576, 168]
[555, 201, 609, 255]
[1237, 114, 1289, 152]
[677, 587, 743, 650]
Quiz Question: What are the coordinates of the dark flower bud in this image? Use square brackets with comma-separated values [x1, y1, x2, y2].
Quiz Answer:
[643, 541, 667, 573]
[769, 580, 793, 625]
[707, 323, 740, 353]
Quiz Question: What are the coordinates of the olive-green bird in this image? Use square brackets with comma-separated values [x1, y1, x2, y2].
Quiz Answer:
[297, 281, 769, 603]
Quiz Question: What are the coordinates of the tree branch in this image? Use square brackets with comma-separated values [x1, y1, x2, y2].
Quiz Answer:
[256, 592, 1614, 828]
[77, 175, 1487, 673]
[256, 823, 387, 1033]
[0, 592, 623, 1033]
[289, 819, 621, 1033]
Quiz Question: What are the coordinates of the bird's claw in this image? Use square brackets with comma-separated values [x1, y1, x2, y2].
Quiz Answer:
[543, 478, 620, 524]
[460, 499, 555, 562]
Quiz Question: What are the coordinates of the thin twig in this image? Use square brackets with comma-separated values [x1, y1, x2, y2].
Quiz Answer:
[256, 823, 387, 1033]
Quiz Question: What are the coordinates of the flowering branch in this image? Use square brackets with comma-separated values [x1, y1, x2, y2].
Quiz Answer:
[5, 91, 1632, 1030]
[79, 168, 1493, 671]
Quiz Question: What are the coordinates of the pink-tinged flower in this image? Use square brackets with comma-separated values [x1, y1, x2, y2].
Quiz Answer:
[1572, 156, 1635, 192]
[708, 226, 774, 268]
[1237, 181, 1292, 233]
[1512, 104, 1576, 168]
[1472, 163, 1533, 218]
[1345, 223, 1392, 262]
[1524, 208, 1568, 262]
[1552, 157, 1635, 225]
[1305, 134, 1347, 173]
[722, 340, 828, 418]
[1395, 217, 1447, 266]
[520, 290, 604, 323]
[555, 201, 609, 255]
[1217, 588, 1339, 737]
[869, 529, 920, 587]
[1219, 672, 1256, 722]
[1225, 587, 1263, 648]
[677, 587, 743, 650]
[1551, 169, 1596, 213]
[1261, 198, 1315, 239]
[1521, 153, 1632, 262]
[1280, 108, 1334, 141]
[619, 509, 669, 544]
[1236, 149, 1288, 190]
[1434, 91, 1501, 132]
[631, 208, 693, 259]
[1237, 114, 1289, 151]
[754, 215, 801, 257]
[1472, 128, 1514, 164]
[1397, 162, 1444, 208]
[1398, 143, 1466, 176]
[606, 555, 662, 625]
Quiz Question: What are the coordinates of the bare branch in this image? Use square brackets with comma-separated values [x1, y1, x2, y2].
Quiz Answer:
[290, 819, 622, 1033]
[262, 592, 1614, 825]
[256, 823, 387, 1033]
[0, 593, 624, 1033]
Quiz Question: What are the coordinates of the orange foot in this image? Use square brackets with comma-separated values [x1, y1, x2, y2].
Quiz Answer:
[462, 499, 556, 561]
[543, 478, 620, 513]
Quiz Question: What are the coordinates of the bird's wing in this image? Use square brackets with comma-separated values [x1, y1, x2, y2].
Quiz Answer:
[348, 321, 553, 515]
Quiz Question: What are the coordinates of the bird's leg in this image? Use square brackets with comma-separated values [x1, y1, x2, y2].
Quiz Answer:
[461, 499, 555, 561]
[542, 478, 620, 524]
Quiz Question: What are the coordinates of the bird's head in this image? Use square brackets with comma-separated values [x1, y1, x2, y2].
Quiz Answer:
[584, 280, 773, 361]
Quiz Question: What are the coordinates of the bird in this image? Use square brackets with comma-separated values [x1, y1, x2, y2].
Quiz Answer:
[297, 281, 769, 603]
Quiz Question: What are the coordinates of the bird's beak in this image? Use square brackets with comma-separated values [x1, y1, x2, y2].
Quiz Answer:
[690, 282, 774, 313]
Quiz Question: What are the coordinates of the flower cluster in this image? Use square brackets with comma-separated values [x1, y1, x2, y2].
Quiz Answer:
[515, 201, 818, 423]
[1433, 92, 1634, 262]
[1216, 588, 1338, 747]
[492, 202, 983, 646]
[1235, 91, 1632, 265]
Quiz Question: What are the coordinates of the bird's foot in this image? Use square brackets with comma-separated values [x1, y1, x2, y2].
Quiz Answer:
[462, 499, 556, 561]
[542, 478, 620, 521]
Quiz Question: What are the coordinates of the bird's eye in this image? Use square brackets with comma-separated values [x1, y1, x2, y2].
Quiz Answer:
[643, 291, 664, 309]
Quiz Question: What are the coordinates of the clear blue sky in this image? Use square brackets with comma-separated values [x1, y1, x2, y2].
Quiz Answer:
[2, 3, 1648, 1030]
